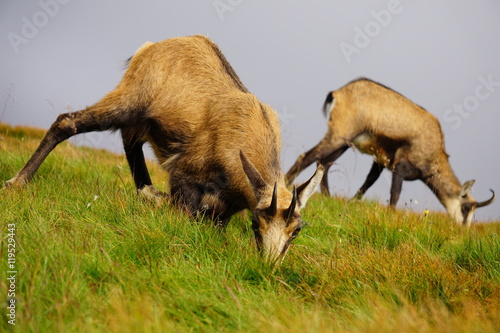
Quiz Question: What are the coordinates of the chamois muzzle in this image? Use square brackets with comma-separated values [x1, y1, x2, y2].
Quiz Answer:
[475, 189, 495, 208]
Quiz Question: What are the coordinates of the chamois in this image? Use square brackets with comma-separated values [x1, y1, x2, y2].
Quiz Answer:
[285, 78, 495, 226]
[5, 35, 324, 262]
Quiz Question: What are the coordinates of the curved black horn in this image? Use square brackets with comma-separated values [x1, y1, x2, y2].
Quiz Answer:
[476, 189, 496, 208]
[285, 185, 297, 223]
[266, 182, 278, 216]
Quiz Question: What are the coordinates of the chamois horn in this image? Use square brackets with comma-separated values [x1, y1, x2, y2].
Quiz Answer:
[285, 185, 297, 222]
[266, 182, 278, 216]
[475, 189, 496, 208]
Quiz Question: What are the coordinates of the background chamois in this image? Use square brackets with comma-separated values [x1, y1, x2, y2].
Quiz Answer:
[286, 78, 494, 226]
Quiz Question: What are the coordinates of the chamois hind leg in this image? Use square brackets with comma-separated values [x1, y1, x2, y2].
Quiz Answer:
[5, 89, 146, 187]
[354, 161, 384, 200]
[121, 129, 168, 204]
[285, 135, 348, 187]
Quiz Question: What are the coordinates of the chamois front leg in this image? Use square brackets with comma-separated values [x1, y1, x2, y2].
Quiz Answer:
[389, 160, 421, 207]
[389, 170, 404, 208]
[121, 130, 153, 190]
[354, 161, 384, 200]
[121, 129, 168, 204]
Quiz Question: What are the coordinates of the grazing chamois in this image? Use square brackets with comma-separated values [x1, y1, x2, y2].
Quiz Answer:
[5, 35, 324, 262]
[285, 78, 495, 226]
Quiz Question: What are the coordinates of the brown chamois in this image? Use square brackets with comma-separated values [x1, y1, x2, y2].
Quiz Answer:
[5, 35, 324, 262]
[285, 78, 495, 226]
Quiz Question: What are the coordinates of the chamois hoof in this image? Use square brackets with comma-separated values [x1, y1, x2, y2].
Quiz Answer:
[353, 192, 363, 200]
[138, 185, 169, 206]
[4, 176, 27, 188]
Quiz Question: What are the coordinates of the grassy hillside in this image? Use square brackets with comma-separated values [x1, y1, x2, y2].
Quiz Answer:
[1, 123, 499, 332]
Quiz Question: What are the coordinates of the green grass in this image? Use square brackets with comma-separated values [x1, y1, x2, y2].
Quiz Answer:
[1, 123, 499, 332]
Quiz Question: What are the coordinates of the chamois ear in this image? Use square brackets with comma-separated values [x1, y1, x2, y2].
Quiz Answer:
[460, 180, 475, 197]
[296, 164, 324, 210]
[240, 150, 269, 198]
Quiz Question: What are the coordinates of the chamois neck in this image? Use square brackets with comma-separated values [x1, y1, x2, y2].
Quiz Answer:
[424, 156, 462, 205]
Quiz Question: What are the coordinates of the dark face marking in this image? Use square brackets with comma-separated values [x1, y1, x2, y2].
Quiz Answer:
[251, 208, 303, 258]
[280, 220, 303, 255]
[461, 202, 475, 226]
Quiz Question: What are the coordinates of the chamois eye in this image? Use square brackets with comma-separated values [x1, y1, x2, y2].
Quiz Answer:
[291, 227, 302, 239]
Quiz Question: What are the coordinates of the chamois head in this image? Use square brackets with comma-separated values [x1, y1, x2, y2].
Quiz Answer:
[445, 180, 496, 227]
[240, 151, 323, 263]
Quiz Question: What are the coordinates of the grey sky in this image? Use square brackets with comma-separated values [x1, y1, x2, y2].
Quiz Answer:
[1, 0, 499, 221]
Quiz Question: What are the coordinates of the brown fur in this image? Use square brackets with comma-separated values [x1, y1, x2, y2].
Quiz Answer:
[6, 35, 323, 260]
[286, 78, 494, 225]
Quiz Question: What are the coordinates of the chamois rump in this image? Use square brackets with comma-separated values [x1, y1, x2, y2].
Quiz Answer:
[5, 35, 324, 262]
[285, 78, 495, 226]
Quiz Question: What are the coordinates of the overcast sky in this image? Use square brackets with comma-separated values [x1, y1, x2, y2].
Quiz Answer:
[1, 0, 499, 221]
